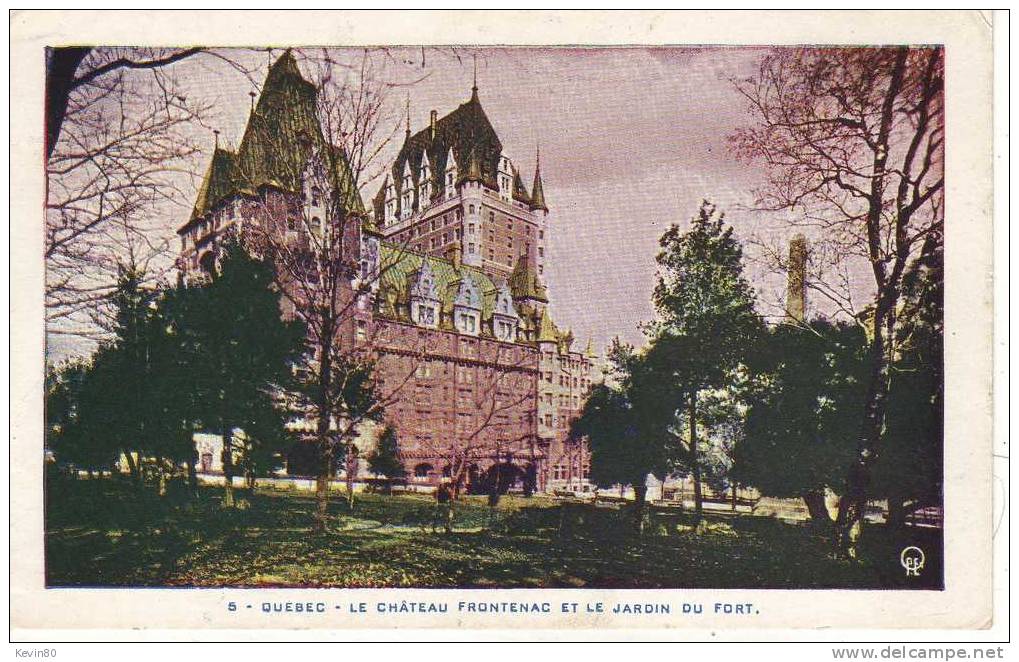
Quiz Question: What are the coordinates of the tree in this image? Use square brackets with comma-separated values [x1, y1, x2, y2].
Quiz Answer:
[571, 340, 672, 531]
[647, 201, 763, 521]
[731, 47, 944, 556]
[367, 425, 406, 481]
[45, 48, 222, 345]
[735, 320, 867, 523]
[186, 239, 306, 507]
[872, 238, 944, 525]
[238, 49, 410, 529]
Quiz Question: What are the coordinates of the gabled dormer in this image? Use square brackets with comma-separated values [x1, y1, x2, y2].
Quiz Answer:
[382, 175, 396, 226]
[400, 160, 413, 219]
[409, 259, 440, 327]
[498, 153, 513, 200]
[444, 147, 458, 200]
[419, 151, 433, 205]
[492, 282, 519, 342]
[453, 275, 482, 336]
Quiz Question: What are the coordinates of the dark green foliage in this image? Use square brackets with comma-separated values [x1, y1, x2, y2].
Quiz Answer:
[649, 200, 762, 392]
[735, 321, 868, 504]
[367, 425, 405, 479]
[644, 201, 764, 514]
[46, 241, 305, 493]
[180, 239, 306, 495]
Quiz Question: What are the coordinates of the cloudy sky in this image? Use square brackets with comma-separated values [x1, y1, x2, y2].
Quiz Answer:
[52, 46, 874, 360]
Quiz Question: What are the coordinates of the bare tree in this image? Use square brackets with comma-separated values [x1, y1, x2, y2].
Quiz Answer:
[239, 49, 423, 529]
[413, 340, 538, 495]
[45, 48, 261, 348]
[730, 47, 944, 557]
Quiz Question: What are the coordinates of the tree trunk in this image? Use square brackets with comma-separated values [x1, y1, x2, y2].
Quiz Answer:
[187, 444, 198, 499]
[803, 489, 833, 523]
[345, 444, 357, 511]
[633, 481, 648, 534]
[886, 496, 906, 528]
[688, 391, 704, 520]
[221, 427, 235, 508]
[313, 331, 334, 533]
[834, 300, 897, 558]
[731, 483, 738, 512]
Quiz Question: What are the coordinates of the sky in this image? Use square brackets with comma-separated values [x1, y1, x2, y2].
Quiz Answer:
[49, 46, 875, 361]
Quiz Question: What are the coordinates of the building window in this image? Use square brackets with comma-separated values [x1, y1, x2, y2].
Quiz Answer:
[468, 243, 475, 253]
[415, 362, 432, 379]
[416, 304, 437, 327]
[311, 186, 322, 207]
[355, 320, 367, 343]
[310, 216, 322, 236]
[457, 313, 477, 334]
[286, 217, 296, 231]
[489, 211, 495, 223]
[413, 463, 433, 479]
[469, 204, 475, 214]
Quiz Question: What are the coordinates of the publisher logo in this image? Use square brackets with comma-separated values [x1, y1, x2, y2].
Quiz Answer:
[900, 546, 925, 577]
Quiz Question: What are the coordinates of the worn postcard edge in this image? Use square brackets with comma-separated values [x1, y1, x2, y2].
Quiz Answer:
[8, 10, 996, 637]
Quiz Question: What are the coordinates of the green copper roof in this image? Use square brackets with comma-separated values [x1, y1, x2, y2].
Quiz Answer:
[537, 309, 559, 342]
[376, 243, 501, 325]
[182, 50, 363, 232]
[509, 255, 548, 303]
[373, 89, 543, 219]
[190, 147, 237, 221]
[530, 162, 547, 211]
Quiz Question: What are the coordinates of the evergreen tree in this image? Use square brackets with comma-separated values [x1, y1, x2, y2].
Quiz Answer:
[648, 201, 763, 520]
[571, 339, 672, 531]
[367, 425, 405, 481]
[186, 239, 306, 507]
[735, 320, 867, 522]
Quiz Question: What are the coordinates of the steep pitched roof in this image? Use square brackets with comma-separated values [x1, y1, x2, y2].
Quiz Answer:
[530, 147, 547, 211]
[376, 244, 502, 323]
[509, 255, 548, 303]
[182, 50, 363, 232]
[190, 147, 237, 221]
[389, 92, 502, 202]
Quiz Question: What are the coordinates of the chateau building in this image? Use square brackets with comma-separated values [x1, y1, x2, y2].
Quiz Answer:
[177, 51, 596, 493]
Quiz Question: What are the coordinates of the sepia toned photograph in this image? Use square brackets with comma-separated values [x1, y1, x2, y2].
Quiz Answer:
[40, 42, 947, 591]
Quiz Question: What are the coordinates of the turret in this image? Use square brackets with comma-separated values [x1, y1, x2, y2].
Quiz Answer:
[530, 145, 548, 212]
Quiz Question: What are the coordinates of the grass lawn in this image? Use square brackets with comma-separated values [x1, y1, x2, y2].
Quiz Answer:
[45, 477, 942, 589]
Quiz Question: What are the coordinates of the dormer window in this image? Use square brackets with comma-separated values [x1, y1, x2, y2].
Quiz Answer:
[417, 304, 437, 327]
[496, 320, 517, 342]
[456, 311, 478, 335]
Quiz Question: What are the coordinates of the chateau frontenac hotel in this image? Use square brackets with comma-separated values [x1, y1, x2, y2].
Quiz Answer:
[177, 52, 597, 494]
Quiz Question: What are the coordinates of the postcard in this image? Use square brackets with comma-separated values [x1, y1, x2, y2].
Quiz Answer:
[9, 10, 997, 638]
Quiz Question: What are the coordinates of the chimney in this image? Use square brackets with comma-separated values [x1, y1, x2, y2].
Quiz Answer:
[430, 110, 437, 139]
[786, 234, 808, 323]
[446, 244, 462, 269]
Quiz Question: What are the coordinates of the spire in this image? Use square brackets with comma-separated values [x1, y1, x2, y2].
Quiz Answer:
[530, 143, 547, 211]
[471, 53, 479, 101]
[213, 128, 220, 150]
[585, 337, 597, 358]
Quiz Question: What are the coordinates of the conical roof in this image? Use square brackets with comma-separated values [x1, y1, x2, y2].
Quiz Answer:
[509, 255, 548, 303]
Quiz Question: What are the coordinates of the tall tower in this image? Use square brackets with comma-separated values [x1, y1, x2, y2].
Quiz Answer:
[785, 234, 808, 322]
